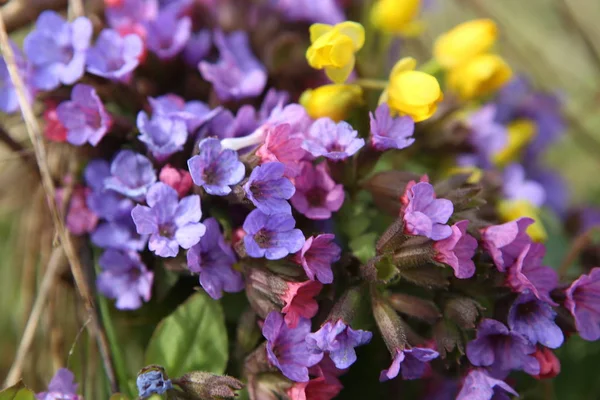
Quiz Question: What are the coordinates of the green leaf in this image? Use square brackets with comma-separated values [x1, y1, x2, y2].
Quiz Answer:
[349, 233, 378, 264]
[109, 394, 130, 400]
[0, 381, 35, 400]
[145, 292, 228, 378]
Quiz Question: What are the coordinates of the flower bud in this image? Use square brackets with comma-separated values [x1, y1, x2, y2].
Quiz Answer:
[532, 347, 560, 380]
[389, 293, 441, 324]
[393, 244, 435, 270]
[245, 267, 288, 318]
[159, 164, 193, 198]
[433, 19, 498, 69]
[136, 365, 173, 399]
[444, 297, 485, 329]
[447, 53, 512, 100]
[400, 265, 449, 289]
[370, 0, 421, 35]
[372, 294, 407, 353]
[376, 217, 407, 254]
[360, 255, 399, 284]
[300, 84, 363, 121]
[247, 372, 293, 400]
[172, 372, 243, 400]
[432, 320, 464, 359]
[328, 286, 364, 324]
[362, 170, 420, 216]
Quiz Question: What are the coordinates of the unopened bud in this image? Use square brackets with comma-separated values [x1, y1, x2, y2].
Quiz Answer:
[389, 293, 441, 324]
[172, 372, 243, 400]
[137, 365, 173, 399]
[362, 170, 420, 216]
[393, 244, 435, 269]
[360, 255, 399, 284]
[372, 294, 407, 354]
[432, 320, 464, 359]
[376, 217, 407, 254]
[444, 296, 484, 329]
[245, 267, 288, 318]
[400, 265, 449, 289]
[532, 347, 560, 380]
[328, 286, 364, 324]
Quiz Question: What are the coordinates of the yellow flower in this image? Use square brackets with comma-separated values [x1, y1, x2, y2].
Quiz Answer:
[447, 53, 512, 100]
[445, 166, 483, 184]
[306, 21, 365, 84]
[497, 200, 547, 242]
[493, 119, 537, 167]
[300, 84, 363, 121]
[386, 57, 443, 122]
[370, 0, 422, 35]
[434, 19, 498, 69]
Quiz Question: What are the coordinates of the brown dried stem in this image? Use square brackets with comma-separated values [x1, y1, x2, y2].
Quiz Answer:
[1, 0, 68, 33]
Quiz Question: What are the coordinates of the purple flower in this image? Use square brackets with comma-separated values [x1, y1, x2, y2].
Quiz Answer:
[380, 347, 439, 382]
[136, 368, 173, 399]
[23, 11, 91, 90]
[199, 30, 267, 101]
[480, 217, 534, 272]
[148, 94, 221, 134]
[131, 182, 206, 257]
[502, 163, 546, 207]
[302, 118, 364, 161]
[244, 162, 295, 214]
[187, 138, 245, 195]
[461, 105, 507, 169]
[209, 105, 258, 139]
[466, 319, 540, 376]
[104, 150, 157, 200]
[186, 218, 244, 299]
[291, 161, 344, 220]
[85, 160, 135, 221]
[105, 0, 158, 33]
[263, 311, 323, 382]
[137, 111, 188, 162]
[183, 30, 212, 67]
[293, 234, 341, 284]
[456, 369, 518, 400]
[271, 0, 345, 24]
[565, 267, 600, 341]
[0, 41, 35, 113]
[433, 220, 477, 279]
[86, 29, 143, 80]
[97, 249, 153, 310]
[506, 243, 558, 305]
[91, 219, 148, 252]
[508, 292, 563, 348]
[306, 319, 373, 369]
[146, 9, 191, 59]
[369, 103, 415, 151]
[401, 181, 453, 241]
[36, 368, 82, 400]
[243, 209, 304, 260]
[526, 166, 568, 217]
[56, 84, 111, 146]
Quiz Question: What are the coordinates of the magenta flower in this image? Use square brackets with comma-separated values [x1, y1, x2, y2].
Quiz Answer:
[104, 150, 157, 200]
[159, 164, 193, 198]
[137, 111, 188, 162]
[256, 123, 306, 178]
[96, 249, 153, 310]
[56, 186, 98, 235]
[199, 30, 267, 101]
[502, 163, 546, 207]
[401, 181, 453, 241]
[244, 162, 295, 215]
[105, 0, 158, 35]
[433, 220, 477, 279]
[186, 218, 244, 300]
[86, 29, 143, 80]
[263, 311, 323, 382]
[0, 41, 35, 113]
[466, 319, 539, 376]
[288, 376, 342, 400]
[369, 103, 415, 151]
[456, 369, 517, 400]
[131, 182, 206, 257]
[56, 84, 111, 146]
[24, 11, 92, 90]
[508, 292, 563, 348]
[291, 161, 344, 220]
[188, 138, 245, 196]
[242, 209, 305, 260]
[506, 243, 558, 305]
[306, 320, 372, 369]
[379, 347, 439, 382]
[302, 118, 364, 161]
[565, 267, 600, 341]
[146, 9, 191, 59]
[36, 368, 82, 400]
[480, 217, 534, 272]
[293, 234, 341, 284]
[281, 280, 323, 328]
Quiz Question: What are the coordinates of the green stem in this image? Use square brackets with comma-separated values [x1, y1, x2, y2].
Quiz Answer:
[355, 78, 388, 90]
[420, 58, 443, 76]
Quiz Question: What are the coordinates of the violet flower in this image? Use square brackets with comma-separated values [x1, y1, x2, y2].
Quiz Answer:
[293, 234, 341, 284]
[302, 118, 364, 161]
[136, 368, 173, 399]
[565, 267, 600, 341]
[281, 280, 323, 328]
[209, 105, 258, 139]
[97, 249, 153, 310]
[256, 124, 306, 178]
[104, 150, 157, 200]
[86, 29, 143, 80]
[56, 84, 111, 146]
[149, 94, 221, 133]
[380, 347, 440, 382]
[85, 160, 135, 222]
[401, 181, 454, 241]
[263, 311, 323, 382]
[92, 219, 148, 252]
[105, 0, 158, 35]
[369, 103, 415, 151]
[502, 163, 546, 207]
[243, 162, 295, 215]
[137, 111, 188, 162]
[0, 41, 35, 113]
[271, 0, 345, 24]
[480, 217, 534, 272]
[188, 138, 245, 195]
[36, 368, 82, 400]
[243, 209, 305, 260]
[24, 11, 92, 90]
[199, 30, 267, 101]
[146, 9, 191, 59]
[291, 161, 345, 220]
[131, 182, 206, 257]
[456, 369, 518, 400]
[186, 218, 244, 300]
[506, 243, 558, 305]
[306, 319, 373, 369]
[508, 292, 564, 348]
[433, 220, 478, 279]
[461, 104, 508, 169]
[183, 30, 212, 67]
[466, 319, 540, 376]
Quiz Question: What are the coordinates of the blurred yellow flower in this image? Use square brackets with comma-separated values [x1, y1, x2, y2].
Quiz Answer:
[370, 0, 423, 35]
[497, 200, 547, 242]
[306, 21, 365, 83]
[493, 119, 537, 167]
[300, 84, 363, 121]
[445, 166, 483, 184]
[387, 57, 443, 122]
[447, 53, 512, 100]
[434, 19, 498, 69]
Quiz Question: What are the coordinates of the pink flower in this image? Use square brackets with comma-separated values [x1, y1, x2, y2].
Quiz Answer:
[506, 243, 558, 305]
[287, 376, 342, 400]
[56, 186, 99, 235]
[281, 280, 323, 328]
[256, 123, 306, 178]
[480, 217, 534, 272]
[43, 100, 67, 142]
[291, 161, 344, 220]
[401, 181, 453, 241]
[434, 220, 478, 279]
[294, 234, 341, 284]
[159, 164, 193, 198]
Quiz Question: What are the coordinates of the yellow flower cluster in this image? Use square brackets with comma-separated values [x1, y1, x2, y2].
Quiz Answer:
[370, 0, 422, 36]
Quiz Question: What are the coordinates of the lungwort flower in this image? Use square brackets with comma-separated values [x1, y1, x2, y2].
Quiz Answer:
[243, 209, 305, 260]
[243, 162, 295, 215]
[188, 138, 245, 196]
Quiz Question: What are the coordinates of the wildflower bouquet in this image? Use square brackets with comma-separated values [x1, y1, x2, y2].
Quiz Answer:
[1, 1, 598, 399]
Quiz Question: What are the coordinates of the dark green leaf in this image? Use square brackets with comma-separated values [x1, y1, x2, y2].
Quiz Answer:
[0, 381, 35, 400]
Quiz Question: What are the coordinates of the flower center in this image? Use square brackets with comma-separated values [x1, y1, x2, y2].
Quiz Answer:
[306, 187, 327, 207]
[159, 223, 176, 238]
[254, 229, 272, 249]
